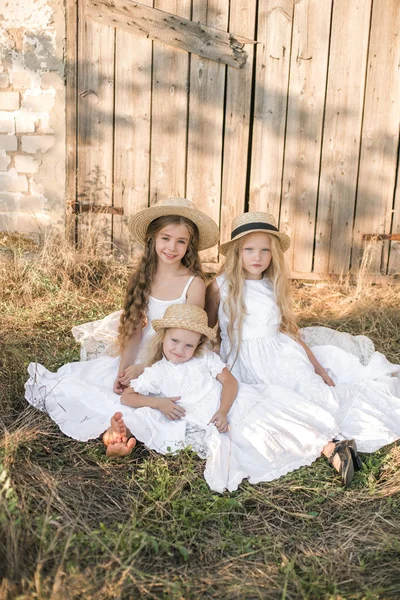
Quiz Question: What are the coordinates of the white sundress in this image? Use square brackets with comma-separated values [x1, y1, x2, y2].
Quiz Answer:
[217, 274, 400, 453]
[24, 276, 196, 439]
[122, 351, 339, 492]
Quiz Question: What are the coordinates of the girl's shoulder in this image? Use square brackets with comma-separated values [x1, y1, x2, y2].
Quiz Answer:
[215, 273, 226, 287]
[198, 350, 226, 377]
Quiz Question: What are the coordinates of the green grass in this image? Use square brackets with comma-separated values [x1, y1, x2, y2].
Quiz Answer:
[1, 234, 400, 599]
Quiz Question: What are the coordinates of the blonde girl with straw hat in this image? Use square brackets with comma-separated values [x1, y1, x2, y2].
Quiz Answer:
[25, 198, 219, 447]
[105, 304, 340, 492]
[206, 212, 400, 487]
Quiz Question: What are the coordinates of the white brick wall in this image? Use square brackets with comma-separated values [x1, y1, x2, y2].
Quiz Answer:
[0, 0, 65, 236]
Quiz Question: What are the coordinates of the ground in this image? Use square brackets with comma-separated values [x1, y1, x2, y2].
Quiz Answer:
[1, 233, 400, 600]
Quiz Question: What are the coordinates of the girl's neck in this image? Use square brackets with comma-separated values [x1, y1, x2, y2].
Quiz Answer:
[243, 270, 264, 281]
[155, 260, 187, 277]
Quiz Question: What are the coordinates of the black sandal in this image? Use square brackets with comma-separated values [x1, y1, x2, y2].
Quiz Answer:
[328, 441, 354, 487]
[345, 439, 362, 471]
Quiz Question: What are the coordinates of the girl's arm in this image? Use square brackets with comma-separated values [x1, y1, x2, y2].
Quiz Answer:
[113, 327, 143, 394]
[120, 387, 186, 420]
[186, 275, 206, 308]
[297, 338, 335, 387]
[209, 367, 238, 433]
[205, 278, 220, 328]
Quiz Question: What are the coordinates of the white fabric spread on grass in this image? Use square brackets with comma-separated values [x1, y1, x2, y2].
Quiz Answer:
[217, 274, 400, 453]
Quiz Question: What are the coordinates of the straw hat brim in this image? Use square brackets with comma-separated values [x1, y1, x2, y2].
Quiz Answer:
[129, 204, 219, 251]
[219, 228, 290, 255]
[152, 317, 216, 341]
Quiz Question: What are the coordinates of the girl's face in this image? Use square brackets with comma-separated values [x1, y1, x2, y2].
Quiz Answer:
[241, 232, 272, 279]
[163, 328, 201, 364]
[155, 223, 190, 265]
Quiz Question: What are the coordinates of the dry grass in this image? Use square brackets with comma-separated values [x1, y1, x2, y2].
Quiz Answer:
[1, 232, 400, 600]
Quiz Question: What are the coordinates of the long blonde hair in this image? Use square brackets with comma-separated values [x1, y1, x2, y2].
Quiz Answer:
[144, 329, 208, 366]
[118, 215, 205, 351]
[221, 233, 299, 360]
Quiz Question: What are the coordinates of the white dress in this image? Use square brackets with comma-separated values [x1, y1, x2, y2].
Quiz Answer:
[122, 352, 338, 492]
[24, 276, 196, 437]
[217, 274, 400, 453]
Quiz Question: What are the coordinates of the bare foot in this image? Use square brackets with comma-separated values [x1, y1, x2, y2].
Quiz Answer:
[106, 437, 137, 458]
[103, 412, 127, 447]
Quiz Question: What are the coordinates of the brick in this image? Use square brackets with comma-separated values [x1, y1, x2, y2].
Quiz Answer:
[0, 92, 20, 111]
[15, 155, 39, 173]
[21, 135, 55, 154]
[0, 169, 28, 192]
[18, 194, 45, 212]
[12, 72, 32, 90]
[38, 114, 54, 134]
[15, 110, 38, 133]
[30, 180, 44, 194]
[6, 213, 51, 234]
[0, 135, 18, 151]
[0, 114, 14, 134]
[41, 71, 64, 90]
[0, 192, 18, 211]
[0, 153, 11, 171]
[0, 73, 9, 89]
[22, 91, 55, 112]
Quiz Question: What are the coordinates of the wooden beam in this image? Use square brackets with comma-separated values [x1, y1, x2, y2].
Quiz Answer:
[65, 0, 78, 245]
[363, 234, 400, 242]
[83, 0, 255, 69]
[78, 205, 124, 215]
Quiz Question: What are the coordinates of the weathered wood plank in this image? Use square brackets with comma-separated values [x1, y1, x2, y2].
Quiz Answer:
[65, 0, 78, 245]
[388, 151, 400, 273]
[149, 0, 191, 203]
[279, 0, 332, 273]
[219, 0, 257, 247]
[249, 0, 293, 217]
[77, 2, 115, 251]
[352, 0, 400, 274]
[84, 0, 253, 68]
[112, 22, 152, 256]
[186, 1, 228, 263]
[313, 0, 371, 275]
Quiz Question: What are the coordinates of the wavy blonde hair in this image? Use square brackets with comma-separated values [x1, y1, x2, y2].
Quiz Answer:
[144, 329, 208, 367]
[118, 215, 205, 351]
[221, 233, 299, 361]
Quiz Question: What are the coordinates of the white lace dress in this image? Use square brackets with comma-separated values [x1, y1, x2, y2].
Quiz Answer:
[24, 276, 196, 438]
[123, 352, 338, 492]
[217, 274, 400, 452]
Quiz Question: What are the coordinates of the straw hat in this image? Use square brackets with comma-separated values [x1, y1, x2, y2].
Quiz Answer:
[219, 212, 290, 255]
[152, 304, 216, 341]
[129, 198, 219, 251]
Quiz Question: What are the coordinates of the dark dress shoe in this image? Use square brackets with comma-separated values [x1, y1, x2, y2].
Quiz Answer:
[328, 441, 354, 487]
[345, 439, 362, 471]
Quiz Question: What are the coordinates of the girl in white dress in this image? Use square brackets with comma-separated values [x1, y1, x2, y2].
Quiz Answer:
[24, 198, 219, 450]
[206, 212, 400, 487]
[107, 304, 340, 492]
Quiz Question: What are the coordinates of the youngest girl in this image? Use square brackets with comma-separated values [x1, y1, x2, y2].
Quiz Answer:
[107, 304, 339, 492]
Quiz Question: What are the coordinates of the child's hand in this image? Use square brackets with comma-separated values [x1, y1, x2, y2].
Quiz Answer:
[157, 397, 185, 420]
[119, 364, 143, 386]
[209, 410, 229, 433]
[113, 377, 126, 395]
[314, 364, 335, 387]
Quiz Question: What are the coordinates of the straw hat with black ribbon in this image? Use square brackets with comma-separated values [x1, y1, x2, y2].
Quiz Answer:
[152, 304, 216, 341]
[219, 212, 290, 255]
[129, 198, 219, 251]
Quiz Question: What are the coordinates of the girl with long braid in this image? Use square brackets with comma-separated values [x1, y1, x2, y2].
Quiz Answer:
[25, 198, 219, 454]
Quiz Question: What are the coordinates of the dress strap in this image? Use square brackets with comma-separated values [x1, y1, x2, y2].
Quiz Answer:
[181, 275, 196, 298]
